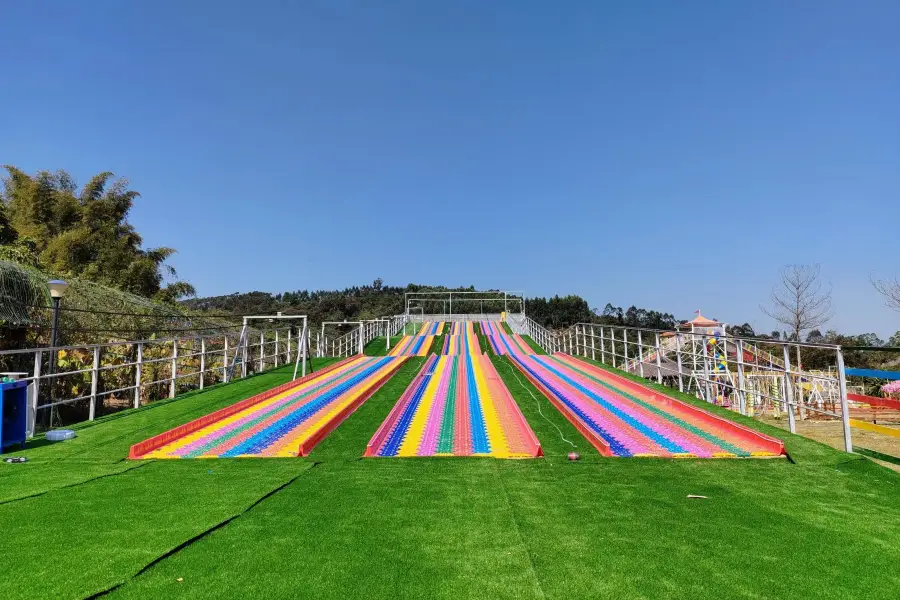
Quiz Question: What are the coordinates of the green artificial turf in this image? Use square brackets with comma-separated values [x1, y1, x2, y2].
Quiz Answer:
[0, 459, 313, 599]
[3, 350, 900, 600]
[364, 336, 394, 356]
[475, 322, 492, 355]
[430, 333, 445, 354]
[519, 333, 548, 354]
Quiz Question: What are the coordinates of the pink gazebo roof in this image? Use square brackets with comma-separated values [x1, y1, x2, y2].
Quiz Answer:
[679, 313, 722, 329]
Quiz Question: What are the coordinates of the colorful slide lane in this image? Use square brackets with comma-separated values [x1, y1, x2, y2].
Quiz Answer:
[388, 334, 436, 356]
[130, 355, 407, 459]
[442, 322, 480, 355]
[366, 353, 542, 458]
[387, 321, 444, 356]
[480, 321, 535, 356]
[419, 321, 445, 336]
[509, 353, 784, 458]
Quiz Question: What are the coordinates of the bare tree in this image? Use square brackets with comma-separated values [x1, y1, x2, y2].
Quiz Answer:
[872, 276, 900, 311]
[761, 264, 833, 343]
[761, 265, 833, 419]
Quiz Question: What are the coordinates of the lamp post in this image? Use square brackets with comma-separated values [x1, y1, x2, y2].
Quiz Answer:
[47, 280, 69, 428]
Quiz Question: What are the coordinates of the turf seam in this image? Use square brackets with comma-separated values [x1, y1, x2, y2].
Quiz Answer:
[81, 464, 317, 600]
[493, 462, 548, 600]
[0, 460, 154, 507]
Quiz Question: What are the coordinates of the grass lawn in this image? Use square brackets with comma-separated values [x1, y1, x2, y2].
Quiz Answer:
[519, 332, 548, 354]
[2, 350, 900, 599]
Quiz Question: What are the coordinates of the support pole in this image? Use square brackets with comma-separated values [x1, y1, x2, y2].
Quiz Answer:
[701, 335, 713, 403]
[170, 341, 178, 399]
[200, 338, 206, 390]
[134, 343, 143, 408]
[29, 351, 42, 437]
[835, 347, 853, 453]
[736, 340, 747, 415]
[600, 327, 606, 363]
[654, 333, 663, 385]
[610, 329, 616, 369]
[223, 335, 229, 382]
[242, 325, 249, 379]
[782, 345, 797, 434]
[637, 330, 645, 378]
[675, 334, 685, 393]
[259, 331, 265, 371]
[89, 346, 100, 420]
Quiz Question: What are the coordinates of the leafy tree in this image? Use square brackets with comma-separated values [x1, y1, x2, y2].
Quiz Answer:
[727, 323, 756, 337]
[1, 167, 194, 302]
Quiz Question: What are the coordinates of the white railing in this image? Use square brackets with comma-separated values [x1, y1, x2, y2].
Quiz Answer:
[521, 316, 557, 354]
[0, 325, 306, 436]
[315, 315, 405, 357]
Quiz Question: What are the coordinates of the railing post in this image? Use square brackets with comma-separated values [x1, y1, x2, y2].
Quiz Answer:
[134, 342, 143, 408]
[600, 327, 606, 363]
[675, 334, 685, 392]
[302, 321, 308, 377]
[610, 329, 616, 368]
[259, 332, 265, 371]
[654, 333, 663, 384]
[89, 346, 100, 420]
[242, 331, 249, 379]
[287, 329, 292, 363]
[590, 325, 596, 361]
[637, 330, 645, 378]
[170, 341, 178, 398]
[622, 329, 628, 372]
[835, 347, 853, 452]
[223, 335, 229, 382]
[275, 329, 280, 367]
[29, 350, 42, 437]
[701, 335, 713, 403]
[199, 338, 206, 390]
[735, 340, 747, 415]
[781, 345, 797, 433]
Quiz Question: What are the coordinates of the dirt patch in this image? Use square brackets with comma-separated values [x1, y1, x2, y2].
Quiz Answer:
[757, 415, 900, 472]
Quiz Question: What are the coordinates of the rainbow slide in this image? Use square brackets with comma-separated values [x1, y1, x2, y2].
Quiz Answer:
[129, 356, 406, 459]
[388, 321, 444, 356]
[509, 353, 784, 458]
[366, 353, 542, 458]
[442, 321, 480, 355]
[480, 321, 535, 356]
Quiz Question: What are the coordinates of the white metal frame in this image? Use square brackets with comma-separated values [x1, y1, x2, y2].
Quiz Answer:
[404, 290, 525, 319]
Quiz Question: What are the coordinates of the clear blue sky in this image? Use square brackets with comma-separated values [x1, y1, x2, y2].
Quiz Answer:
[2, 1, 899, 336]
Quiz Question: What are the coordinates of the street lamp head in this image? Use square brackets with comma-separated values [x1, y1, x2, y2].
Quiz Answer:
[48, 280, 69, 299]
